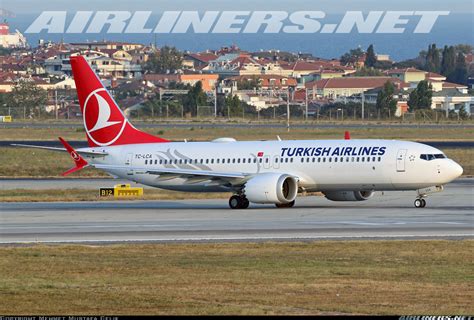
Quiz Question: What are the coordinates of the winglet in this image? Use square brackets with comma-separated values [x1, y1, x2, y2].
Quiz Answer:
[58, 137, 89, 176]
[344, 131, 351, 140]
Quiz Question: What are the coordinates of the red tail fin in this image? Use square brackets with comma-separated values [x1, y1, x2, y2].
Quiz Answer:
[70, 55, 169, 147]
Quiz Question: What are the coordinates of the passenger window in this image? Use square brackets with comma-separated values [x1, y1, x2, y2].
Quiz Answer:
[290, 158, 293, 163]
[211, 159, 214, 164]
[312, 158, 315, 162]
[346, 157, 349, 162]
[159, 160, 162, 165]
[145, 160, 148, 165]
[318, 158, 321, 163]
[356, 157, 360, 162]
[259, 158, 262, 163]
[329, 158, 332, 163]
[378, 157, 381, 162]
[242, 159, 246, 164]
[334, 158, 338, 162]
[232, 159, 236, 163]
[322, 158, 326, 162]
[301, 158, 304, 163]
[265, 158, 269, 163]
[275, 158, 278, 163]
[237, 158, 241, 163]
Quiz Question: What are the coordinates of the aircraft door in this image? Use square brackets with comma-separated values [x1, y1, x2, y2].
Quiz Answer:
[263, 155, 271, 169]
[396, 149, 407, 172]
[273, 155, 280, 169]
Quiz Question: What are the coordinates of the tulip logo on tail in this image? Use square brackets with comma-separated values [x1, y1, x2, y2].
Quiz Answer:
[83, 88, 126, 146]
[70, 151, 80, 162]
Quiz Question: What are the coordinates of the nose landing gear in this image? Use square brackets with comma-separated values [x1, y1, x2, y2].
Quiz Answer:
[414, 185, 443, 208]
[414, 198, 426, 208]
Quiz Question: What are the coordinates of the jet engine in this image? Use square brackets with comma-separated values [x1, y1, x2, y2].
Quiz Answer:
[244, 173, 298, 204]
[323, 190, 375, 201]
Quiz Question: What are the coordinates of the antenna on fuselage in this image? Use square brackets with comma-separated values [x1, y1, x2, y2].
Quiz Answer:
[276, 135, 282, 141]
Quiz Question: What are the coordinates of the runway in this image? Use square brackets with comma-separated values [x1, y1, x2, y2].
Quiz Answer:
[1, 179, 472, 244]
[0, 178, 151, 190]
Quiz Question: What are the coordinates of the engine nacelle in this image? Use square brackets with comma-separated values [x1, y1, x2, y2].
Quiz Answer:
[323, 190, 375, 201]
[244, 173, 298, 204]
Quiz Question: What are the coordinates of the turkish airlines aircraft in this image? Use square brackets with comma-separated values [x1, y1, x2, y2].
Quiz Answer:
[15, 56, 463, 209]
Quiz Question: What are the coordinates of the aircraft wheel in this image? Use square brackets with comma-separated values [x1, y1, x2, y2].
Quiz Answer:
[275, 200, 295, 208]
[241, 197, 250, 209]
[421, 199, 426, 208]
[414, 199, 423, 208]
[229, 195, 242, 209]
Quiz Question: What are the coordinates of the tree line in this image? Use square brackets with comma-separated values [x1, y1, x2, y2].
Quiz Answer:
[424, 43, 470, 84]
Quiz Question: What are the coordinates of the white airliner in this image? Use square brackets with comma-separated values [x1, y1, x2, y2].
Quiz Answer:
[15, 56, 463, 209]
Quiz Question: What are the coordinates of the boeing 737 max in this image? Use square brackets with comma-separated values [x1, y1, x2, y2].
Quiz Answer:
[14, 56, 463, 209]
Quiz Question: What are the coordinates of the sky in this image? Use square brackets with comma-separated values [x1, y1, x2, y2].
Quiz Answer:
[2, 0, 474, 14]
[1, 0, 472, 60]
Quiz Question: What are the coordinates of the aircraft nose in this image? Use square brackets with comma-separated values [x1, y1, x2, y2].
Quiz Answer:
[450, 161, 463, 179]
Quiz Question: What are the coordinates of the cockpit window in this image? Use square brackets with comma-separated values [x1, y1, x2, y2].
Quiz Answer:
[420, 154, 446, 161]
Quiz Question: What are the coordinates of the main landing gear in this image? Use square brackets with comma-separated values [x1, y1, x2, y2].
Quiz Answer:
[228, 195, 296, 209]
[229, 195, 250, 209]
[275, 200, 295, 208]
[414, 198, 427, 208]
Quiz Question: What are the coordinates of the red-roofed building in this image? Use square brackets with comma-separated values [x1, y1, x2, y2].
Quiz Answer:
[144, 72, 218, 92]
[386, 68, 426, 83]
[223, 75, 297, 91]
[442, 81, 468, 91]
[205, 53, 263, 76]
[464, 53, 473, 65]
[183, 52, 218, 70]
[283, 60, 342, 78]
[305, 77, 409, 99]
[70, 41, 144, 51]
[425, 72, 446, 82]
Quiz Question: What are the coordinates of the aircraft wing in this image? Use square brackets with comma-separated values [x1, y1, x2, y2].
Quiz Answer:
[10, 144, 108, 157]
[93, 164, 250, 186]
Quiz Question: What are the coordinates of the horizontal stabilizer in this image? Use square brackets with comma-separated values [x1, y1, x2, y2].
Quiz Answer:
[58, 137, 89, 176]
[10, 143, 108, 157]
